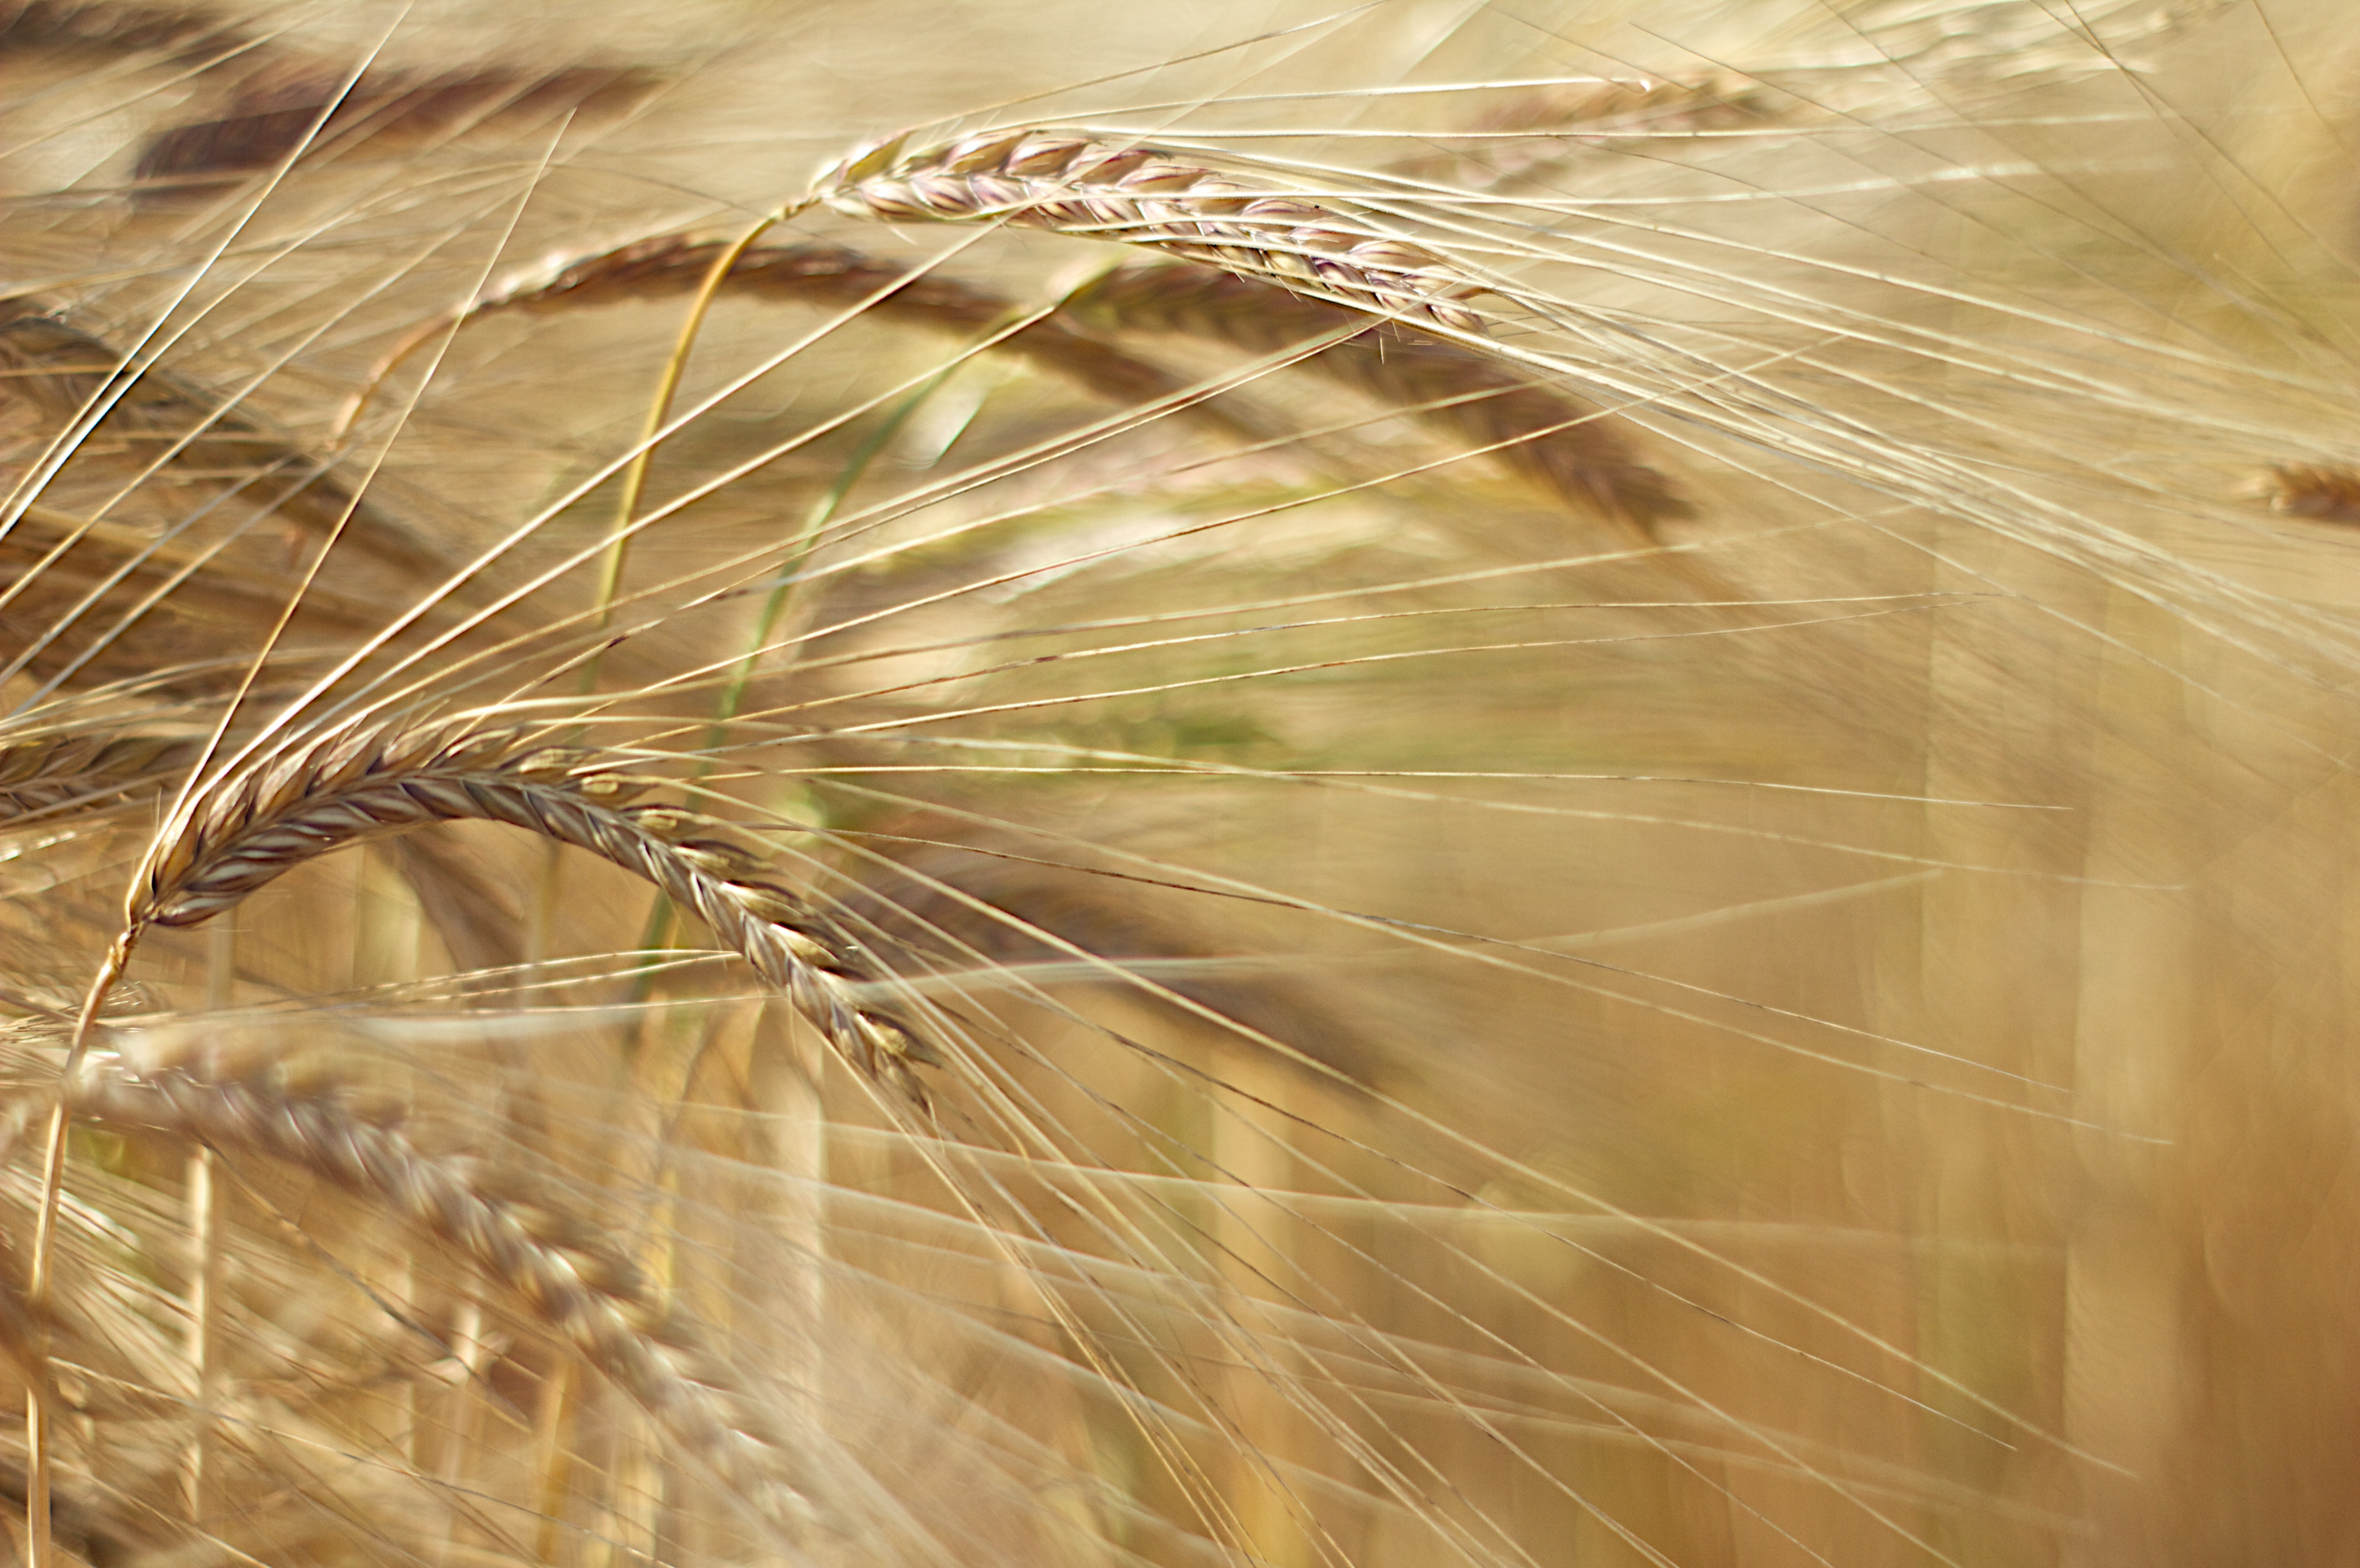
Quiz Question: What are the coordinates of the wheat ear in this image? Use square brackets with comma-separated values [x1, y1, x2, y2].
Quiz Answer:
[2262, 463, 2360, 526]
[1065, 261, 1689, 533]
[807, 127, 1492, 335]
[343, 237, 1251, 445]
[406, 238, 1680, 525]
[59, 1039, 816, 1532]
[131, 721, 940, 1100]
[0, 731, 190, 822]
[0, 313, 451, 583]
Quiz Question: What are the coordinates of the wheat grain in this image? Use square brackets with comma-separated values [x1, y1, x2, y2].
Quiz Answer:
[2262, 463, 2360, 526]
[806, 127, 1493, 335]
[136, 62, 658, 184]
[0, 312, 454, 582]
[133, 720, 942, 1101]
[0, 0, 241, 62]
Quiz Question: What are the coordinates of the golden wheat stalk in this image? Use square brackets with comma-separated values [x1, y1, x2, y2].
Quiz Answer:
[0, 730, 189, 822]
[805, 126, 1493, 334]
[58, 1035, 817, 1532]
[1063, 260, 1689, 532]
[130, 720, 940, 1099]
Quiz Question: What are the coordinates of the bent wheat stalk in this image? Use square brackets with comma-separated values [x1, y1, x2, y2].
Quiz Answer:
[29, 734, 943, 1554]
[59, 1038, 816, 1532]
[806, 127, 1493, 335]
[1064, 261, 1690, 533]
[128, 720, 942, 1100]
[343, 237, 1254, 446]
[0, 730, 190, 823]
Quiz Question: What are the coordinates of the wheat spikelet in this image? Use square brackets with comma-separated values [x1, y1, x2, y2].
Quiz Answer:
[2261, 463, 2360, 526]
[807, 126, 1494, 335]
[59, 1032, 818, 1534]
[0, 0, 238, 59]
[133, 720, 942, 1100]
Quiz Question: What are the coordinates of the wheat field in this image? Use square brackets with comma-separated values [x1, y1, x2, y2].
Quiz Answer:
[1, 1, 2354, 1563]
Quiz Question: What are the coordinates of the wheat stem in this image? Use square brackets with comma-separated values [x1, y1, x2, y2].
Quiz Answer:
[583, 213, 783, 697]
[134, 720, 942, 1101]
[60, 1043, 817, 1534]
[1064, 261, 1690, 533]
[26, 929, 129, 1568]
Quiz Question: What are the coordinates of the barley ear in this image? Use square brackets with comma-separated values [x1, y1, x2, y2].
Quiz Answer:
[130, 721, 942, 1105]
[1064, 261, 1691, 534]
[806, 127, 1494, 336]
[62, 1040, 820, 1534]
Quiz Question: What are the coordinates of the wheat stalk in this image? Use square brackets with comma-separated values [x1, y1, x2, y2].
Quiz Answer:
[0, 730, 189, 822]
[130, 720, 941, 1101]
[344, 236, 1258, 450]
[57, 1036, 818, 1533]
[0, 313, 451, 583]
[411, 238, 1679, 528]
[1064, 260, 1689, 532]
[806, 127, 1493, 335]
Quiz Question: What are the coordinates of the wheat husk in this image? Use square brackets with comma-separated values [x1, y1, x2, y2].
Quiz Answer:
[0, 729, 188, 822]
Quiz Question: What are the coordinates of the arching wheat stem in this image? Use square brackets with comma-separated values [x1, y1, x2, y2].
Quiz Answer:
[60, 1041, 816, 1531]
[133, 721, 941, 1100]
[1063, 261, 1689, 533]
